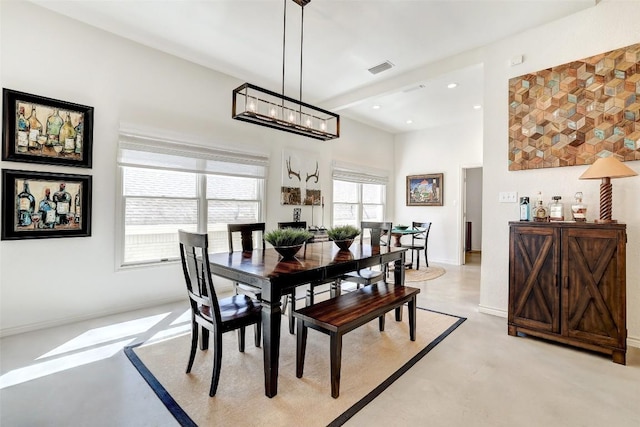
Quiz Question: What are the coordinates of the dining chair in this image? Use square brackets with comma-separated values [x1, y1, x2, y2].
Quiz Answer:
[335, 221, 393, 293]
[227, 223, 266, 298]
[400, 221, 432, 269]
[178, 230, 262, 397]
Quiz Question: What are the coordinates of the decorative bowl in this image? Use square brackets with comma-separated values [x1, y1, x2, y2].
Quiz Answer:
[333, 239, 355, 251]
[395, 225, 409, 230]
[273, 244, 304, 259]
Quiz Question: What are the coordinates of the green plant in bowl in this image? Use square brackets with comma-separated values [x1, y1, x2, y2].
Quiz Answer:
[264, 228, 313, 258]
[327, 225, 361, 250]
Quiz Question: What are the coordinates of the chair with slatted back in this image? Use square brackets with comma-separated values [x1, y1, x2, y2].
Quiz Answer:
[400, 222, 431, 269]
[227, 223, 266, 297]
[336, 221, 393, 293]
[179, 230, 262, 397]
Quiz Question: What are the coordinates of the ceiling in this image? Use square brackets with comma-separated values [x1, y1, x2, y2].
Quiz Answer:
[30, 0, 598, 134]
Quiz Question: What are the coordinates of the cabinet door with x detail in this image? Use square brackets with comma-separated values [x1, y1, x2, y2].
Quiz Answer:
[509, 225, 560, 334]
[562, 227, 626, 350]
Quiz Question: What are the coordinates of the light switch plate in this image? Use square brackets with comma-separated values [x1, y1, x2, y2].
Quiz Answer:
[499, 191, 518, 203]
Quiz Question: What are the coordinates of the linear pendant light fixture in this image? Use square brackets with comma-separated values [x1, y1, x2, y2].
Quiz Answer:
[232, 0, 340, 141]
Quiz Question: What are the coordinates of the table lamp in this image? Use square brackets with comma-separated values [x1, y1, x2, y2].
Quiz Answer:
[579, 157, 637, 223]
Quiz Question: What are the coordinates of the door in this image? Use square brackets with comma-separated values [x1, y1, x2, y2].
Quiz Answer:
[562, 227, 625, 348]
[509, 224, 560, 333]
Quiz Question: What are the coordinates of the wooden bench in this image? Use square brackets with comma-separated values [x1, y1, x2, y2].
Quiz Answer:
[293, 283, 421, 398]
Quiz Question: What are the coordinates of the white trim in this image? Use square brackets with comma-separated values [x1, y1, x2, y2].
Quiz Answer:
[478, 304, 507, 318]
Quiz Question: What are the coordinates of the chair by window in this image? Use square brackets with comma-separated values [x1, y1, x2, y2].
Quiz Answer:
[336, 221, 393, 292]
[227, 223, 266, 297]
[178, 230, 262, 397]
[401, 222, 431, 269]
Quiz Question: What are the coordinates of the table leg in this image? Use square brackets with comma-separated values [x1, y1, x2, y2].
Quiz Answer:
[261, 285, 282, 398]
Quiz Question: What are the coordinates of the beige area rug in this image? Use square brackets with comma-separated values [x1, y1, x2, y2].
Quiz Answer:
[404, 266, 446, 282]
[125, 307, 464, 427]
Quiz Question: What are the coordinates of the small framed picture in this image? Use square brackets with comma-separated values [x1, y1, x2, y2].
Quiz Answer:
[2, 169, 92, 240]
[2, 88, 94, 168]
[406, 173, 444, 206]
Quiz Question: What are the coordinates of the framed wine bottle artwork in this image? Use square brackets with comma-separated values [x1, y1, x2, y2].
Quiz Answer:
[2, 88, 94, 168]
[1, 169, 92, 240]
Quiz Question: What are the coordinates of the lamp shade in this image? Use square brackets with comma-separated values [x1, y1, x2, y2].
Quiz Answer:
[579, 157, 638, 180]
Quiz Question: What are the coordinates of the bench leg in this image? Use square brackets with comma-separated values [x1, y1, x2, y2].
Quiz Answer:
[408, 297, 417, 341]
[395, 306, 403, 321]
[296, 318, 308, 378]
[378, 314, 385, 331]
[330, 332, 343, 399]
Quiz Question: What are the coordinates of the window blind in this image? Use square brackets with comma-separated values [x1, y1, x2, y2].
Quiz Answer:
[118, 130, 269, 178]
[332, 160, 389, 185]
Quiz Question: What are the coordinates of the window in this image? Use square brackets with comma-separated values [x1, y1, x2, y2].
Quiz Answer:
[117, 130, 267, 267]
[332, 161, 388, 227]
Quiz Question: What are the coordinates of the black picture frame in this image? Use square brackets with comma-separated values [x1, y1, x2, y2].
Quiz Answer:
[2, 88, 94, 168]
[406, 173, 444, 206]
[2, 169, 92, 240]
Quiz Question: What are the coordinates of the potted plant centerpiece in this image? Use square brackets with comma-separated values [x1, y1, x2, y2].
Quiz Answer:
[264, 228, 313, 259]
[327, 225, 360, 250]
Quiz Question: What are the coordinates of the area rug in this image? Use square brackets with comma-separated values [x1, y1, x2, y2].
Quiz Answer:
[404, 266, 446, 282]
[125, 307, 464, 427]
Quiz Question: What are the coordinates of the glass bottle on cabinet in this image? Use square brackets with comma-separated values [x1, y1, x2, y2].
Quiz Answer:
[532, 191, 548, 222]
[549, 196, 564, 221]
[571, 192, 587, 222]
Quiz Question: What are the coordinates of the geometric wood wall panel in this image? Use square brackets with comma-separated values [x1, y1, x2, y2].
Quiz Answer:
[509, 42, 640, 171]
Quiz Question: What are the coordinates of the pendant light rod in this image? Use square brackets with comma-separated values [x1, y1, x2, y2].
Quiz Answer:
[299, 2, 304, 107]
[232, 0, 340, 141]
[281, 0, 287, 98]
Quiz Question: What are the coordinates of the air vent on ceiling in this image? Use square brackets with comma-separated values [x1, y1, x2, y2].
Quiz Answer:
[403, 84, 426, 93]
[368, 60, 394, 75]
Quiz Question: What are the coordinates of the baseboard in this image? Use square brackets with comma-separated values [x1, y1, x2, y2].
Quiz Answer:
[0, 296, 185, 338]
[478, 304, 507, 318]
[627, 336, 640, 349]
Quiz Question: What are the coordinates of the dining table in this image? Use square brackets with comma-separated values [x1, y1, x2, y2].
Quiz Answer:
[390, 227, 422, 247]
[208, 241, 407, 398]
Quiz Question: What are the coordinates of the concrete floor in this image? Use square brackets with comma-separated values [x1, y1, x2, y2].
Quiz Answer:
[1, 253, 639, 426]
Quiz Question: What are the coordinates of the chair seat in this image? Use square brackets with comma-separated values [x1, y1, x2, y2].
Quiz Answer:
[343, 268, 385, 283]
[401, 243, 425, 250]
[219, 295, 262, 320]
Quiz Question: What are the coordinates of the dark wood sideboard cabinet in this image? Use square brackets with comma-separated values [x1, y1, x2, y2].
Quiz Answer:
[508, 221, 627, 364]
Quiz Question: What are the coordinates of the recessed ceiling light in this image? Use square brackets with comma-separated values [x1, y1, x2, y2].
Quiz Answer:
[372, 105, 381, 110]
[473, 105, 482, 110]
[447, 83, 458, 89]
[406, 119, 413, 124]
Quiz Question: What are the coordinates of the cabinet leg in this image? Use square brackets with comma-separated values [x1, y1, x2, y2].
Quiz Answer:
[612, 350, 626, 365]
[508, 324, 518, 337]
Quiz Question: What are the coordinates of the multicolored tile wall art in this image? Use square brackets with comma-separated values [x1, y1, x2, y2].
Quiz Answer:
[508, 42, 640, 171]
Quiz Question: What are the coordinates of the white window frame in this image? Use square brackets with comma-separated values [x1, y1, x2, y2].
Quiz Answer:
[331, 161, 389, 227]
[115, 127, 268, 269]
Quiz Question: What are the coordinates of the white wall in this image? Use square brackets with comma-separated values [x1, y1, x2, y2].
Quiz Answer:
[394, 113, 483, 265]
[479, 0, 640, 346]
[0, 2, 394, 335]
